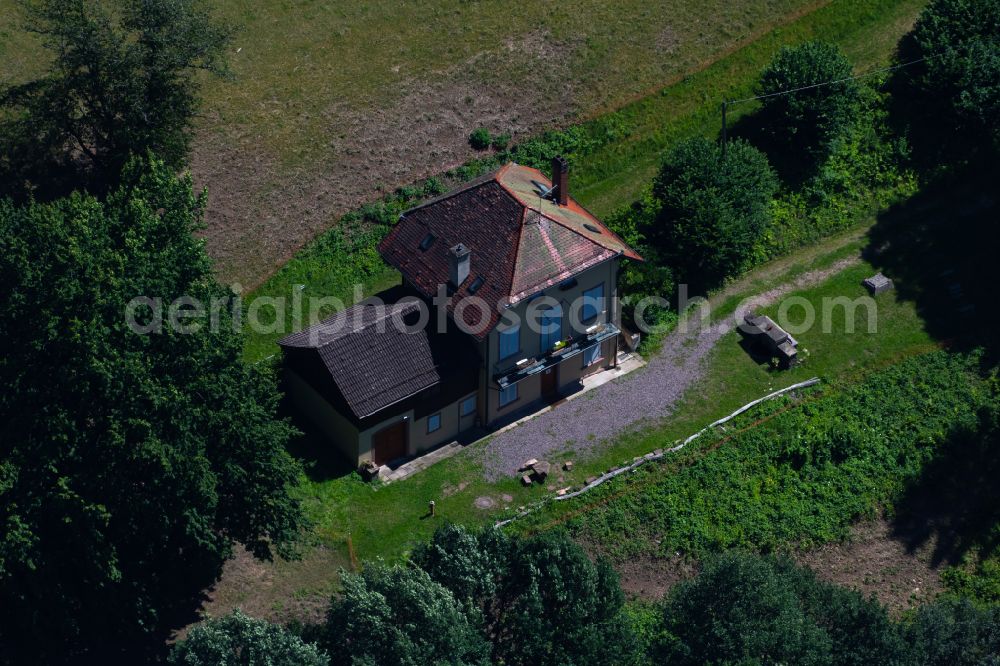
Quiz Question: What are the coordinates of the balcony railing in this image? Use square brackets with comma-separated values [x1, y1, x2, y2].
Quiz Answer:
[494, 322, 620, 388]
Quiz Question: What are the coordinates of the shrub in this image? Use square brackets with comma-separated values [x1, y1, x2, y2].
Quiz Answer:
[649, 136, 778, 290]
[469, 127, 492, 150]
[902, 597, 1000, 665]
[758, 41, 860, 169]
[491, 132, 512, 151]
[170, 611, 328, 666]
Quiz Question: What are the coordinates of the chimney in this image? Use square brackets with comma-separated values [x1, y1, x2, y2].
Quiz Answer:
[448, 243, 471, 287]
[551, 155, 569, 206]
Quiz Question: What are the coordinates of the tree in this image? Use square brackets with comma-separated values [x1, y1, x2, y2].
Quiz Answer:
[655, 552, 903, 665]
[323, 564, 490, 666]
[414, 525, 639, 666]
[758, 41, 861, 168]
[894, 0, 1000, 165]
[0, 155, 303, 663]
[170, 611, 328, 666]
[410, 523, 511, 610]
[903, 597, 1000, 666]
[0, 0, 232, 199]
[649, 136, 777, 290]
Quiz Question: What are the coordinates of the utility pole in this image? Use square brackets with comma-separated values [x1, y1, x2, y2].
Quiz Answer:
[721, 101, 728, 161]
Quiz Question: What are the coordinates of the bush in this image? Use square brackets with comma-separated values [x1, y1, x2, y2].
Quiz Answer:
[491, 132, 512, 151]
[649, 136, 778, 290]
[469, 127, 492, 150]
[170, 611, 328, 666]
[758, 41, 860, 169]
[903, 597, 1000, 666]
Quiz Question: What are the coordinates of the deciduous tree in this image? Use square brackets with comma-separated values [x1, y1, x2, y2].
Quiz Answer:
[0, 155, 303, 663]
[0, 0, 232, 199]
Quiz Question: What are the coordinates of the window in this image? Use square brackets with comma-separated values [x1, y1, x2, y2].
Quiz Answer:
[427, 413, 441, 433]
[581, 284, 604, 322]
[460, 394, 476, 417]
[499, 383, 518, 408]
[583, 343, 602, 368]
[539, 305, 563, 351]
[499, 325, 520, 361]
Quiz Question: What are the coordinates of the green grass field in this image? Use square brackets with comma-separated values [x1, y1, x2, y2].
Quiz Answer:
[0, 0, 925, 288]
[239, 0, 928, 364]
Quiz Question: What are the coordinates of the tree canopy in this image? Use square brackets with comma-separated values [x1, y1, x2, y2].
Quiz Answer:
[0, 155, 303, 663]
[413, 525, 638, 666]
[324, 563, 491, 666]
[649, 136, 778, 290]
[895, 0, 1000, 166]
[757, 40, 861, 170]
[171, 610, 329, 666]
[0, 0, 232, 200]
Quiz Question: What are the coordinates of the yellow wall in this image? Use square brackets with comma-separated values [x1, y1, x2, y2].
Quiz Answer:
[284, 369, 361, 462]
[484, 258, 619, 425]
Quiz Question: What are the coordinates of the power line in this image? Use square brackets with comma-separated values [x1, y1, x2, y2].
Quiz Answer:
[726, 56, 932, 107]
[719, 54, 938, 158]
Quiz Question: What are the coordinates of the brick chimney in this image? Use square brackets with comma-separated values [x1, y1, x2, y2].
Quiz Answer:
[551, 155, 569, 206]
[448, 243, 471, 287]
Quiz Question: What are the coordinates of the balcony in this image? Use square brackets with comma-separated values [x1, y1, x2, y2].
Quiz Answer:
[494, 322, 620, 388]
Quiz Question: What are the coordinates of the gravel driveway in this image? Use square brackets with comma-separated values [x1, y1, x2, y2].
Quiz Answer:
[480, 257, 858, 480]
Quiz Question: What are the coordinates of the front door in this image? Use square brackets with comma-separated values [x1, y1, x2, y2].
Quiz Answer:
[371, 420, 407, 466]
[541, 366, 558, 400]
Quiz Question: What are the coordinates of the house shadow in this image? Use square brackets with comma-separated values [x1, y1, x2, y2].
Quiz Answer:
[279, 395, 356, 482]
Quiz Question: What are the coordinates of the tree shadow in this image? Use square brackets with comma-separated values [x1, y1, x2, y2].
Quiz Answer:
[891, 407, 1000, 568]
[862, 166, 999, 364]
[727, 105, 821, 189]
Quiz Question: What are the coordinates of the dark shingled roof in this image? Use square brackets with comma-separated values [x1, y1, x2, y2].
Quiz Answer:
[378, 162, 642, 339]
[278, 300, 479, 420]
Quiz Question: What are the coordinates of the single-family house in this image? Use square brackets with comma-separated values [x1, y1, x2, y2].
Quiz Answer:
[279, 158, 642, 467]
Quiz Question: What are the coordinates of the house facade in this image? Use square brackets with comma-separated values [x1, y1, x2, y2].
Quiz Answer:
[279, 158, 642, 467]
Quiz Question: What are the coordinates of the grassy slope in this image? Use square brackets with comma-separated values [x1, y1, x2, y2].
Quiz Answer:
[241, 0, 928, 364]
[197, 0, 815, 167]
[570, 0, 926, 216]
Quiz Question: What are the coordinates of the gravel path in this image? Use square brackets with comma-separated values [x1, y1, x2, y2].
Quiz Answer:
[480, 257, 859, 480]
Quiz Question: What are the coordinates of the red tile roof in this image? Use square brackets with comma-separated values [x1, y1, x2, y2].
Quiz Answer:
[378, 163, 642, 339]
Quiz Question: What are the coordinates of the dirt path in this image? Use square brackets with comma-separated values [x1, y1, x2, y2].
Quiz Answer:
[481, 248, 861, 480]
[606, 517, 945, 613]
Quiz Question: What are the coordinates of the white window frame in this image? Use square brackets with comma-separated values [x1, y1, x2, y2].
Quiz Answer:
[499, 325, 520, 361]
[582, 343, 603, 368]
[460, 394, 476, 417]
[427, 412, 442, 433]
[499, 383, 518, 408]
